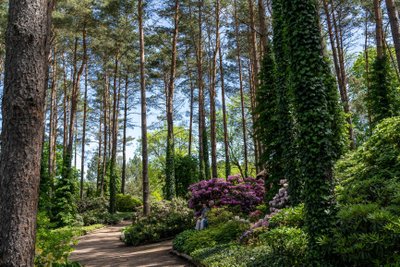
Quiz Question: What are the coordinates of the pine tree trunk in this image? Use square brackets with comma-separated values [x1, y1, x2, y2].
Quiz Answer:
[0, 0, 53, 265]
[139, 0, 150, 216]
[385, 0, 400, 70]
[218, 24, 230, 179]
[49, 47, 58, 184]
[80, 64, 88, 200]
[188, 76, 194, 157]
[324, 0, 356, 149]
[258, 0, 268, 56]
[121, 75, 128, 194]
[196, 0, 206, 181]
[234, 0, 249, 178]
[364, 9, 372, 127]
[62, 55, 69, 158]
[101, 72, 109, 196]
[210, 0, 220, 179]
[374, 0, 384, 59]
[63, 28, 87, 182]
[109, 55, 119, 214]
[97, 113, 103, 192]
[166, 0, 179, 199]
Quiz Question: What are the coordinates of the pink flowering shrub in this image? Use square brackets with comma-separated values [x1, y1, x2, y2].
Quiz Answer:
[188, 175, 265, 214]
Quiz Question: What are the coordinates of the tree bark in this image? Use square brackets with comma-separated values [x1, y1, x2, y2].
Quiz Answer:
[166, 0, 179, 199]
[49, 47, 58, 184]
[234, 0, 249, 178]
[0, 0, 53, 265]
[218, 20, 230, 179]
[210, 0, 220, 179]
[101, 72, 109, 196]
[97, 110, 103, 192]
[374, 0, 384, 59]
[325, 0, 356, 149]
[385, 0, 400, 70]
[139, 0, 150, 216]
[63, 28, 87, 182]
[62, 54, 69, 158]
[196, 0, 206, 181]
[121, 74, 128, 194]
[80, 64, 88, 200]
[109, 54, 119, 214]
[258, 0, 268, 56]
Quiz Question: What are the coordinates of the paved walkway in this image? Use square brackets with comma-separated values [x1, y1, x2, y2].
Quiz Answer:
[69, 221, 192, 267]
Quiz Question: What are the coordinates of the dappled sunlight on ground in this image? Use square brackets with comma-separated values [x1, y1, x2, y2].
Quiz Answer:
[69, 221, 192, 267]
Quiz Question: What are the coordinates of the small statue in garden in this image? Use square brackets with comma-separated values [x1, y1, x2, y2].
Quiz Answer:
[195, 200, 214, 230]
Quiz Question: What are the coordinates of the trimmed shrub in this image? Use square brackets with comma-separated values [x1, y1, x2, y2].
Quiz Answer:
[115, 194, 141, 212]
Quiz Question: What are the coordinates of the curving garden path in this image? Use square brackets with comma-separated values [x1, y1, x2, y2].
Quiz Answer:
[69, 221, 192, 267]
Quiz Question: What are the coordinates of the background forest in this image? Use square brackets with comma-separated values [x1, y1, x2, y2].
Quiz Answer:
[0, 0, 400, 266]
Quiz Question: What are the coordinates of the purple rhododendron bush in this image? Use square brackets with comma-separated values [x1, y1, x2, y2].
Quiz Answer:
[188, 175, 265, 214]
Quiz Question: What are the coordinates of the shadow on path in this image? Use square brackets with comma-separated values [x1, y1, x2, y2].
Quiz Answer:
[69, 221, 192, 267]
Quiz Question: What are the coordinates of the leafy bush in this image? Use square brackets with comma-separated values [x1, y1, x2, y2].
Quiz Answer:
[115, 194, 142, 212]
[173, 229, 196, 252]
[123, 198, 194, 246]
[254, 227, 308, 267]
[269, 205, 304, 229]
[188, 175, 264, 214]
[35, 212, 99, 266]
[174, 219, 249, 255]
[191, 244, 255, 267]
[174, 154, 199, 198]
[330, 117, 400, 266]
[207, 207, 235, 225]
[35, 213, 76, 266]
[77, 197, 108, 214]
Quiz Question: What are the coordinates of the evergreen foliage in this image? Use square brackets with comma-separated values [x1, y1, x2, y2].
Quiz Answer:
[271, 0, 300, 206]
[331, 116, 400, 266]
[174, 154, 199, 198]
[368, 55, 399, 126]
[284, 0, 340, 263]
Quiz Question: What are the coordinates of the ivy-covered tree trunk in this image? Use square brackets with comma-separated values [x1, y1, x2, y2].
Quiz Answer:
[284, 0, 339, 262]
[0, 0, 53, 265]
[368, 0, 396, 125]
[271, 0, 299, 205]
